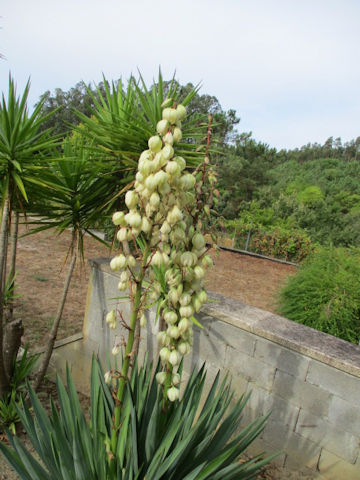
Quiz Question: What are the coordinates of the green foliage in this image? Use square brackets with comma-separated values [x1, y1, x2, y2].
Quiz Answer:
[26, 137, 111, 258]
[278, 247, 360, 343]
[0, 347, 39, 433]
[0, 75, 60, 208]
[0, 391, 19, 435]
[225, 210, 312, 262]
[216, 133, 278, 219]
[0, 357, 274, 479]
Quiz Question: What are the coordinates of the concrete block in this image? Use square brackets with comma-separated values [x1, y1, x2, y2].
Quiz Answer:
[208, 318, 257, 356]
[192, 322, 227, 369]
[318, 449, 360, 480]
[295, 410, 360, 463]
[265, 392, 301, 429]
[224, 345, 276, 391]
[243, 437, 286, 468]
[262, 423, 321, 470]
[254, 338, 310, 379]
[306, 359, 360, 405]
[328, 395, 360, 437]
[273, 370, 331, 417]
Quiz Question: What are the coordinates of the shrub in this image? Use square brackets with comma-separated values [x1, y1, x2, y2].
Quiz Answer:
[224, 219, 312, 262]
[278, 246, 360, 343]
[0, 357, 274, 479]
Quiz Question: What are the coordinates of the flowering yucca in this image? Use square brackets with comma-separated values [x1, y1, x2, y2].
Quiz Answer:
[106, 100, 214, 406]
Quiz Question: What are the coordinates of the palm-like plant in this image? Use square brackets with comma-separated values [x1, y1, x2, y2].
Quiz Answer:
[0, 75, 59, 398]
[0, 357, 275, 479]
[74, 71, 207, 209]
[27, 137, 111, 390]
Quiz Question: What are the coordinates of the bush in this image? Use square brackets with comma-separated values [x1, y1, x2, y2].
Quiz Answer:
[0, 357, 275, 479]
[277, 246, 360, 343]
[224, 219, 312, 262]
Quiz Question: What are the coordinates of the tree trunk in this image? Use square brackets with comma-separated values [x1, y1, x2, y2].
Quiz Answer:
[3, 318, 23, 381]
[8, 211, 19, 322]
[34, 251, 77, 391]
[0, 193, 11, 398]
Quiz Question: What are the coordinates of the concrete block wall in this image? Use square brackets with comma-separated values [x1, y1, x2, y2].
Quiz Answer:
[51, 258, 360, 479]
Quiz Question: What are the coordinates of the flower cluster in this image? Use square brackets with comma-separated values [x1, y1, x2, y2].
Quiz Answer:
[105, 100, 213, 401]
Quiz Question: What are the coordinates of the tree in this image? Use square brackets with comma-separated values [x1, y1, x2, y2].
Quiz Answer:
[30, 137, 110, 390]
[216, 133, 278, 218]
[0, 76, 59, 399]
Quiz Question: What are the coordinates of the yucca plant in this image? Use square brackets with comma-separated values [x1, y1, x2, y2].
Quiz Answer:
[0, 75, 59, 399]
[73, 71, 207, 211]
[26, 137, 111, 390]
[0, 346, 39, 434]
[0, 356, 274, 479]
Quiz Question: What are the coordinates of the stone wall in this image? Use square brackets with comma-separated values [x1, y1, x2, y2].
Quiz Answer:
[51, 258, 360, 479]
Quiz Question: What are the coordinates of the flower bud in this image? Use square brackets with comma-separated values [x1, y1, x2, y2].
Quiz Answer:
[162, 252, 170, 265]
[125, 211, 142, 228]
[167, 205, 183, 225]
[180, 251, 194, 267]
[169, 108, 179, 124]
[141, 216, 152, 233]
[194, 265, 205, 280]
[161, 98, 173, 108]
[176, 104, 186, 120]
[156, 371, 167, 385]
[145, 174, 157, 191]
[106, 310, 116, 325]
[154, 170, 168, 185]
[168, 288, 179, 305]
[169, 350, 180, 366]
[178, 318, 190, 333]
[177, 341, 190, 355]
[192, 233, 206, 250]
[120, 271, 129, 282]
[104, 371, 112, 384]
[149, 192, 160, 208]
[156, 119, 169, 136]
[157, 331, 170, 346]
[154, 151, 166, 170]
[127, 255, 137, 268]
[197, 290, 208, 304]
[148, 135, 162, 152]
[163, 132, 174, 146]
[110, 254, 127, 271]
[162, 107, 172, 122]
[166, 161, 179, 176]
[172, 126, 182, 142]
[168, 325, 180, 339]
[125, 190, 138, 209]
[160, 347, 171, 363]
[179, 305, 194, 318]
[202, 255, 214, 268]
[117, 281, 128, 291]
[117, 227, 128, 243]
[112, 211, 125, 226]
[164, 310, 178, 325]
[151, 251, 164, 267]
[167, 386, 179, 402]
[162, 144, 174, 161]
[192, 297, 203, 313]
[172, 373, 181, 386]
[112, 344, 121, 356]
[179, 292, 192, 306]
[158, 181, 171, 195]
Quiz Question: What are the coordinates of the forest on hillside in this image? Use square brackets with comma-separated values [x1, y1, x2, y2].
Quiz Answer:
[37, 79, 360, 261]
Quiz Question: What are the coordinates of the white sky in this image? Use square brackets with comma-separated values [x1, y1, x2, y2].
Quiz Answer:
[1, 0, 359, 150]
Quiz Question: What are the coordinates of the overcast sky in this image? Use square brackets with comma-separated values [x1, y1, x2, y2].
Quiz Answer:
[1, 0, 359, 150]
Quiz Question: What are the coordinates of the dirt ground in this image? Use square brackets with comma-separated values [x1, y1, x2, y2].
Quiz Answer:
[11, 224, 296, 350]
[0, 225, 300, 479]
